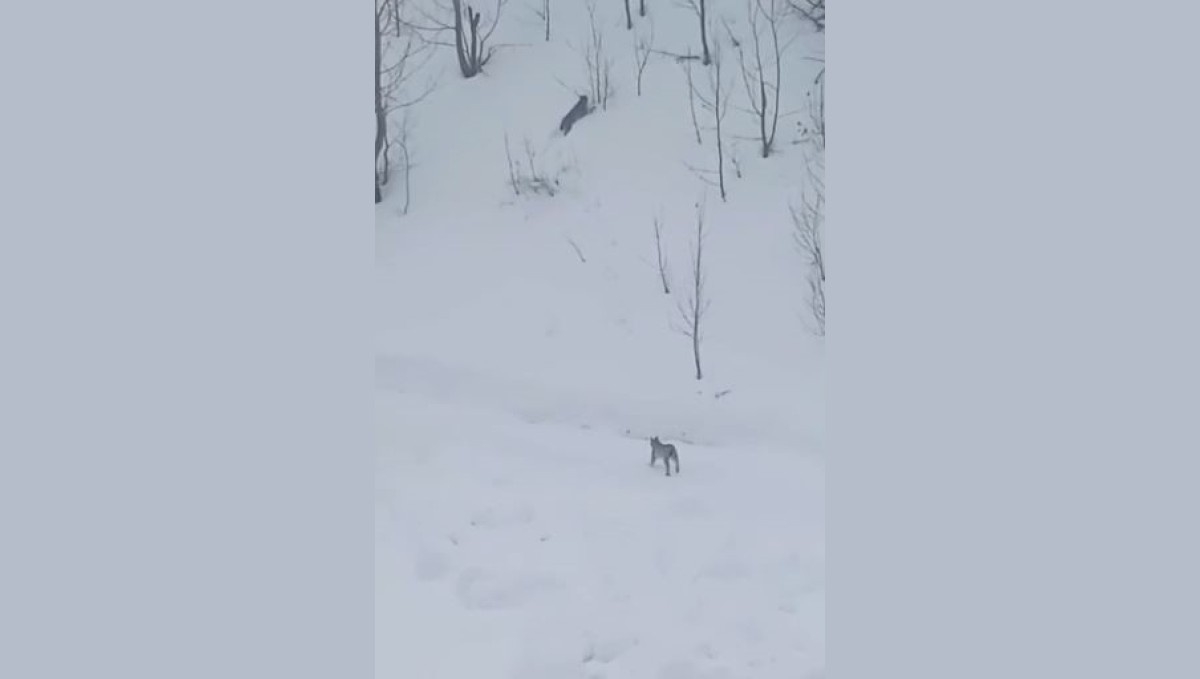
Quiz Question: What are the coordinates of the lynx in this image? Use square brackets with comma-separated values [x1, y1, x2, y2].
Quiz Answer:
[649, 436, 681, 477]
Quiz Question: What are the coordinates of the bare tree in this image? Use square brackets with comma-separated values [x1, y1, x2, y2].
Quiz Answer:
[623, 0, 634, 29]
[377, 0, 436, 206]
[633, 21, 655, 96]
[792, 158, 824, 336]
[580, 0, 614, 110]
[690, 43, 732, 201]
[793, 65, 825, 336]
[640, 0, 646, 16]
[674, 202, 710, 380]
[653, 212, 671, 294]
[453, 0, 502, 77]
[675, 0, 712, 66]
[731, 0, 787, 158]
[400, 0, 507, 78]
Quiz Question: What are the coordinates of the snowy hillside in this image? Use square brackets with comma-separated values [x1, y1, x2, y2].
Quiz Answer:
[375, 0, 825, 675]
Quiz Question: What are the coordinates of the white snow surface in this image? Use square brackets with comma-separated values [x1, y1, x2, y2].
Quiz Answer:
[376, 0, 824, 676]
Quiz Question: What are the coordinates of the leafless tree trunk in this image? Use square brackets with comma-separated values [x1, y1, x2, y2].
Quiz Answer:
[675, 0, 711, 66]
[401, 0, 506, 78]
[640, 0, 646, 16]
[653, 213, 671, 294]
[634, 22, 654, 96]
[731, 0, 786, 158]
[623, 0, 633, 29]
[674, 202, 710, 380]
[691, 44, 731, 201]
[451, 0, 483, 77]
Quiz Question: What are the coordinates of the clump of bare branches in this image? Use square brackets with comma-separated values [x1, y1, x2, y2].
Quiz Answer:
[634, 21, 655, 96]
[580, 0, 614, 110]
[401, 0, 508, 78]
[791, 158, 824, 336]
[793, 65, 825, 336]
[789, 0, 824, 32]
[675, 0, 712, 66]
[504, 134, 566, 197]
[688, 42, 732, 201]
[673, 201, 711, 380]
[377, 0, 436, 206]
[729, 0, 788, 158]
[652, 212, 671, 294]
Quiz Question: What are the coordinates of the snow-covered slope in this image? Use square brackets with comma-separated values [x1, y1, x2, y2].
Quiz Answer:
[376, 0, 824, 676]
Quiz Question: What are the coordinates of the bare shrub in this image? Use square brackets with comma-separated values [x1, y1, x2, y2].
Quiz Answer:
[688, 43, 732, 201]
[730, 0, 788, 158]
[791, 161, 824, 336]
[377, 0, 435, 206]
[793, 68, 825, 336]
[504, 134, 567, 197]
[673, 201, 711, 380]
[581, 0, 614, 110]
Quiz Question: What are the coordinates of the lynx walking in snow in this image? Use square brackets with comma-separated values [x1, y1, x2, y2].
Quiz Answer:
[649, 436, 681, 477]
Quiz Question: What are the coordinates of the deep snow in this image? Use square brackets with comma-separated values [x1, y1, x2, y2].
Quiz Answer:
[376, 0, 824, 675]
